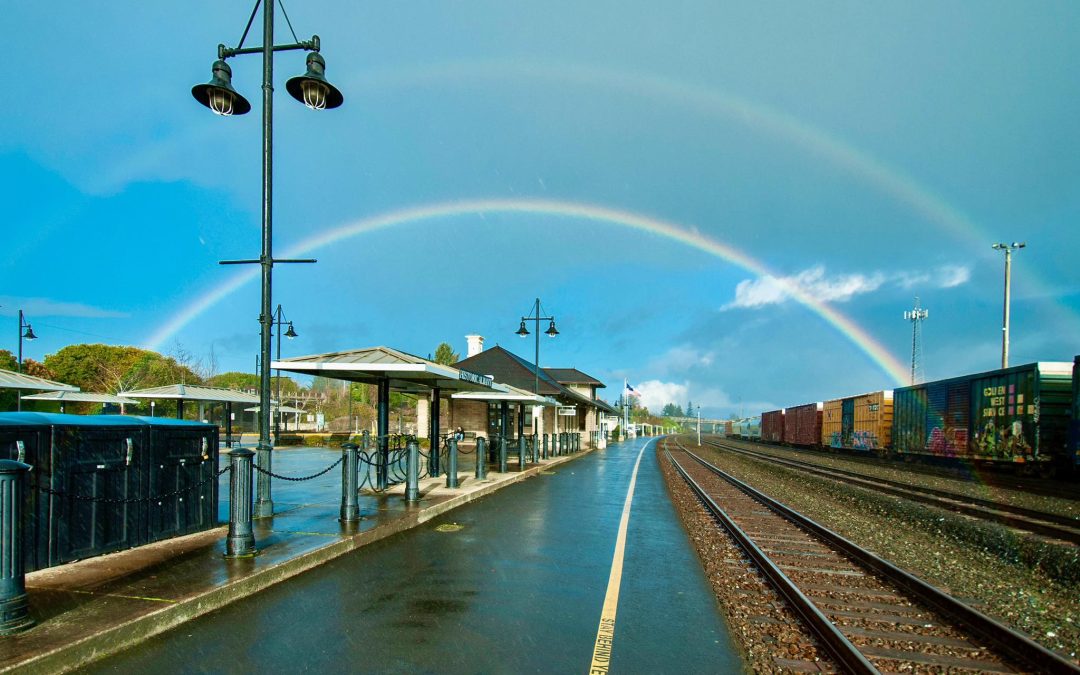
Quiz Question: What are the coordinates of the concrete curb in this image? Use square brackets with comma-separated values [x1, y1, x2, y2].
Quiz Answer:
[12, 448, 595, 674]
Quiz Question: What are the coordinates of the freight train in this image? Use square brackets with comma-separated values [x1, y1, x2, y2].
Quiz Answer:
[749, 358, 1079, 472]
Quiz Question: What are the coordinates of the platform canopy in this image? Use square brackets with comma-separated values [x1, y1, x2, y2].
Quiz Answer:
[244, 404, 305, 414]
[21, 391, 137, 405]
[273, 346, 496, 393]
[451, 381, 558, 406]
[0, 370, 79, 392]
[118, 384, 265, 404]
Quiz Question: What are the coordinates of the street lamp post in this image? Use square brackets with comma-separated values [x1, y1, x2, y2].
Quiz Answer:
[16, 311, 36, 412]
[516, 298, 558, 395]
[271, 304, 297, 444]
[516, 298, 558, 439]
[992, 242, 1025, 369]
[193, 1, 342, 521]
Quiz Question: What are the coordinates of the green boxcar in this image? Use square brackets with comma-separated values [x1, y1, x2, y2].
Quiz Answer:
[892, 361, 1073, 465]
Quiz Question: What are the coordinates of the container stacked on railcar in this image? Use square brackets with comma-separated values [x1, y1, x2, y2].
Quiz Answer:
[731, 416, 762, 440]
[724, 420, 733, 437]
[822, 391, 893, 453]
[892, 361, 1073, 467]
[783, 402, 823, 447]
[761, 410, 785, 444]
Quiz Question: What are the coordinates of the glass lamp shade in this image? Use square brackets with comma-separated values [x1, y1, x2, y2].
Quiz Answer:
[286, 52, 343, 110]
[192, 60, 251, 116]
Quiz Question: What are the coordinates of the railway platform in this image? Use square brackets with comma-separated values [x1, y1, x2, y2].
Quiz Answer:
[5, 438, 743, 673]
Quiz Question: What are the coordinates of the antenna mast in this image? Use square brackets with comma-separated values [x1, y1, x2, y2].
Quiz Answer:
[903, 297, 929, 384]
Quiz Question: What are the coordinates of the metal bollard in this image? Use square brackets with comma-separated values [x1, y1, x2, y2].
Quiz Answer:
[446, 438, 459, 488]
[518, 435, 526, 471]
[475, 437, 487, 480]
[340, 443, 360, 523]
[0, 460, 34, 635]
[225, 448, 257, 558]
[542, 433, 548, 460]
[499, 436, 508, 474]
[405, 440, 420, 503]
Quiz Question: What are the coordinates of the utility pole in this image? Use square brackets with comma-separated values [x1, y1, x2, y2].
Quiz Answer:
[696, 406, 701, 446]
[992, 242, 1025, 368]
[903, 297, 928, 385]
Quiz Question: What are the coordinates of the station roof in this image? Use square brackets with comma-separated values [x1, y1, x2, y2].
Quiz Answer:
[119, 384, 264, 404]
[21, 391, 138, 405]
[0, 370, 79, 392]
[272, 346, 495, 393]
[454, 347, 618, 413]
[544, 368, 606, 388]
[451, 381, 559, 406]
[454, 346, 567, 397]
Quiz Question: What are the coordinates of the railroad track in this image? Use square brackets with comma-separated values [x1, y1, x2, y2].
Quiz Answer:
[709, 433, 1080, 502]
[701, 437, 1080, 545]
[663, 437, 1080, 674]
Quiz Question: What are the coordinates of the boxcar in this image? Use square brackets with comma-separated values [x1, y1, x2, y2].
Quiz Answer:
[892, 361, 1073, 466]
[822, 391, 893, 452]
[784, 402, 823, 447]
[1071, 356, 1080, 468]
[761, 410, 785, 444]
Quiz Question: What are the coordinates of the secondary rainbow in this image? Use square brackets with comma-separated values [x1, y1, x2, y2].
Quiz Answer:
[144, 197, 910, 384]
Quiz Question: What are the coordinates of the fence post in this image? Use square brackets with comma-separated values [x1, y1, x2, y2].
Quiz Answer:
[542, 433, 548, 460]
[225, 448, 256, 558]
[0, 460, 33, 635]
[499, 436, 508, 474]
[340, 442, 360, 523]
[475, 437, 487, 480]
[518, 435, 526, 471]
[446, 438, 459, 488]
[405, 440, 420, 503]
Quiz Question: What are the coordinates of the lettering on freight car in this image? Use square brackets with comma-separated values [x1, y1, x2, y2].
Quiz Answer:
[868, 403, 879, 412]
[983, 385, 1006, 397]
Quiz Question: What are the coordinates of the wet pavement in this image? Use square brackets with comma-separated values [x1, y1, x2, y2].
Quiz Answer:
[75, 437, 743, 674]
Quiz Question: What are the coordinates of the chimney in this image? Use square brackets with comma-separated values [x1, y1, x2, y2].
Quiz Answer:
[465, 334, 484, 358]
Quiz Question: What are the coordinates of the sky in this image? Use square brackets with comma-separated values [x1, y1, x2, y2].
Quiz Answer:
[2, 1, 1078, 418]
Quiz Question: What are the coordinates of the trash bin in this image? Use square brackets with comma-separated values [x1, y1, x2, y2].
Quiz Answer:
[132, 417, 219, 542]
[43, 414, 151, 565]
[0, 414, 51, 572]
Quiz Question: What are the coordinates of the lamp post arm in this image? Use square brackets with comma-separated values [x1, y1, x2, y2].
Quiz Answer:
[220, 36, 319, 60]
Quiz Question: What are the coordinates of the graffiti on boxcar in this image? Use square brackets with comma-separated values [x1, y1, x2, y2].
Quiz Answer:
[926, 426, 968, 457]
[974, 419, 1032, 459]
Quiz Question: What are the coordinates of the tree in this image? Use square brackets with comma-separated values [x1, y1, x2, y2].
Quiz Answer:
[661, 402, 685, 417]
[433, 342, 460, 365]
[686, 400, 695, 416]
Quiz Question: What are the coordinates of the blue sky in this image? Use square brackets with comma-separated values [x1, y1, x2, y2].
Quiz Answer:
[2, 1, 1077, 417]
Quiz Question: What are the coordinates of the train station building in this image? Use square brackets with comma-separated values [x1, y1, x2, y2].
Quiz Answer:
[417, 335, 618, 446]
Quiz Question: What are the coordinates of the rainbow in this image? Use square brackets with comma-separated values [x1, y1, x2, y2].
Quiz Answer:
[144, 198, 910, 384]
[351, 61, 1078, 334]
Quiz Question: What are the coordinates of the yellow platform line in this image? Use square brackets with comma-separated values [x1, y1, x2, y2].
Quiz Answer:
[589, 439, 651, 674]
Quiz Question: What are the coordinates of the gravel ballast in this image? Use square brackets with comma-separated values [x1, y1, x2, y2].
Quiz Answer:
[658, 437, 1080, 670]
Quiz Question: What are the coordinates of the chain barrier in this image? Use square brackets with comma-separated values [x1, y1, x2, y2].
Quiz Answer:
[253, 456, 343, 482]
[31, 465, 231, 505]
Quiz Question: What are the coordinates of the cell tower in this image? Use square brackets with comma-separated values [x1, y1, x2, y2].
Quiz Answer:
[903, 297, 929, 384]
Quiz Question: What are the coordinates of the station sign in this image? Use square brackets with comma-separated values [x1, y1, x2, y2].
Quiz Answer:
[558, 406, 577, 416]
[458, 370, 493, 387]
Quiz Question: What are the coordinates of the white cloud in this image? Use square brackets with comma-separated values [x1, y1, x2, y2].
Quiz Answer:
[647, 345, 715, 372]
[0, 297, 129, 319]
[723, 264, 972, 310]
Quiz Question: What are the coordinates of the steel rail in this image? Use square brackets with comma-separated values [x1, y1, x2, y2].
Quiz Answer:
[704, 438, 1080, 544]
[678, 441, 1080, 674]
[663, 442, 878, 674]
